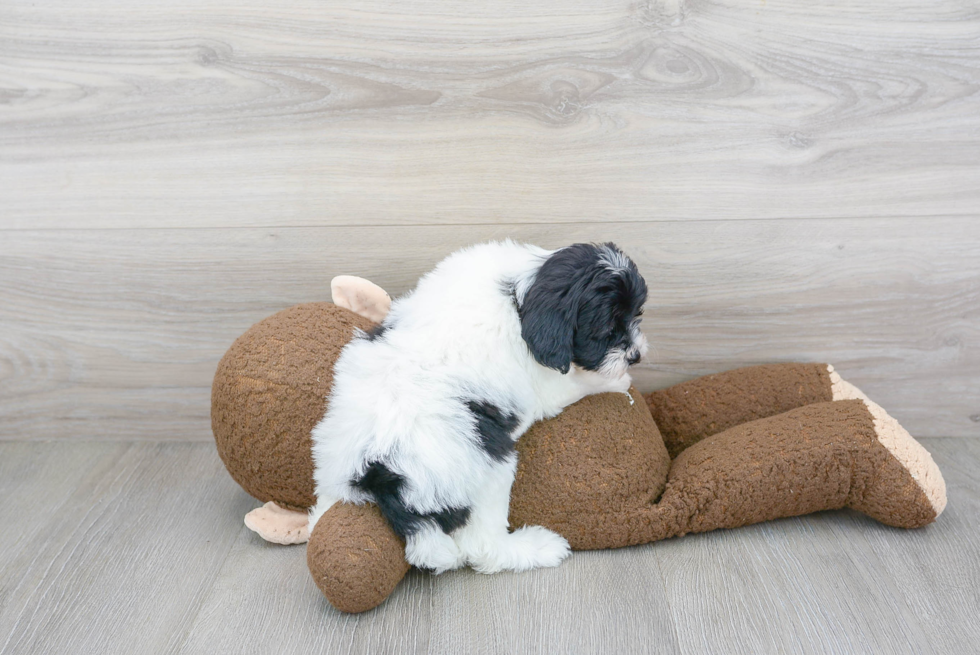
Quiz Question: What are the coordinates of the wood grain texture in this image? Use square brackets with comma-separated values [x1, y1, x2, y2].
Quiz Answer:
[180, 536, 680, 654]
[1, 439, 976, 654]
[1, 0, 978, 228]
[832, 438, 980, 654]
[657, 515, 937, 654]
[0, 442, 128, 576]
[0, 442, 253, 655]
[1, 218, 977, 440]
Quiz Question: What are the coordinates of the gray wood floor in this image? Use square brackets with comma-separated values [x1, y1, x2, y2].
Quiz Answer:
[1, 438, 977, 655]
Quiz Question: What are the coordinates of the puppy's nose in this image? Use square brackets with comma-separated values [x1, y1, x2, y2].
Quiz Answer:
[627, 352, 641, 366]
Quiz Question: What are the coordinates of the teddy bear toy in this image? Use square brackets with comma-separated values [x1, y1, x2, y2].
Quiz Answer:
[211, 276, 946, 613]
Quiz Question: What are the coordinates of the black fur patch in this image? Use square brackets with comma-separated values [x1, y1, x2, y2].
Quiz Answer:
[519, 242, 647, 373]
[363, 323, 388, 341]
[351, 461, 471, 538]
[466, 400, 520, 462]
[430, 506, 472, 534]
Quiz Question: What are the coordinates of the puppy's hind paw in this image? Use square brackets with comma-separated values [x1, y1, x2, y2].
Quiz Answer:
[471, 525, 570, 574]
[511, 525, 571, 570]
[405, 527, 466, 575]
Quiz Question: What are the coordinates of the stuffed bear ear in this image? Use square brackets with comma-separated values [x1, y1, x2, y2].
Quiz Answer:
[331, 276, 391, 322]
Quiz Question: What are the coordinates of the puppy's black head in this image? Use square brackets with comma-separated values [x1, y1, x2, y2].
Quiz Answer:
[519, 242, 648, 376]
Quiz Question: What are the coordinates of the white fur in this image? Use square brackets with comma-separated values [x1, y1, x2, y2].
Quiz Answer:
[597, 243, 632, 274]
[309, 241, 643, 574]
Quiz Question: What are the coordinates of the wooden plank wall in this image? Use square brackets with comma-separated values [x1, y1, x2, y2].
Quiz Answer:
[2, 0, 978, 440]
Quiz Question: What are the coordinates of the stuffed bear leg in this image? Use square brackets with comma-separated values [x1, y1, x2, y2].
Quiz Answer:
[610, 398, 947, 547]
[307, 501, 410, 614]
[646, 362, 836, 458]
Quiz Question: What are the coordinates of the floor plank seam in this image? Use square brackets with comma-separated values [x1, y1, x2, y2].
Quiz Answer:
[651, 552, 685, 655]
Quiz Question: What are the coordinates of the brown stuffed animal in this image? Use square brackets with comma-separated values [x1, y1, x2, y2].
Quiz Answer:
[211, 278, 946, 614]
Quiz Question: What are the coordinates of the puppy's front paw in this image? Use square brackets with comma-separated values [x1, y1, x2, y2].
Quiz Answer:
[612, 373, 633, 393]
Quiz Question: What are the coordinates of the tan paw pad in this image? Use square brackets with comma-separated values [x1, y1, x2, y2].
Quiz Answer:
[244, 501, 310, 545]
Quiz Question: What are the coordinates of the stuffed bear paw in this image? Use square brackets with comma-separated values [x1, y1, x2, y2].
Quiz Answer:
[244, 501, 310, 545]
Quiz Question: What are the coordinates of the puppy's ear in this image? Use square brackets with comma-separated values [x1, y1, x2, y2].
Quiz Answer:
[519, 289, 575, 374]
[519, 246, 594, 374]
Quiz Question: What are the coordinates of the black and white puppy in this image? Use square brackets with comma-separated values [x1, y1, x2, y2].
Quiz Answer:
[309, 241, 649, 573]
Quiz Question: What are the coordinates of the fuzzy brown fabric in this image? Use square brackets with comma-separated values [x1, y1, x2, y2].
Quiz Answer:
[307, 502, 411, 614]
[515, 399, 937, 552]
[645, 363, 833, 458]
[653, 399, 884, 538]
[306, 397, 938, 612]
[211, 304, 940, 614]
[603, 399, 938, 547]
[509, 388, 669, 550]
[211, 303, 374, 510]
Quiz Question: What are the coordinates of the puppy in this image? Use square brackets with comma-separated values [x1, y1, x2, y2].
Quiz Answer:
[309, 241, 648, 573]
